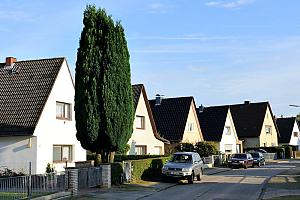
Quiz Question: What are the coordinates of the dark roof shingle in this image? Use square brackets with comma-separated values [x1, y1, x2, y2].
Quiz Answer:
[276, 117, 296, 143]
[149, 97, 193, 142]
[0, 58, 65, 136]
[197, 106, 229, 142]
[230, 102, 270, 138]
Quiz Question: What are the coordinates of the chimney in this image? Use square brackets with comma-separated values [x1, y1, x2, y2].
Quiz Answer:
[6, 57, 17, 66]
[155, 94, 164, 105]
[198, 104, 205, 113]
[244, 100, 250, 105]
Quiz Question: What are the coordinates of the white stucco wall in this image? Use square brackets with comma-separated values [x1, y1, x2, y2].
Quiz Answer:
[289, 121, 300, 148]
[128, 92, 164, 155]
[0, 136, 37, 174]
[34, 60, 86, 174]
[219, 110, 239, 154]
[182, 103, 203, 143]
[259, 107, 278, 147]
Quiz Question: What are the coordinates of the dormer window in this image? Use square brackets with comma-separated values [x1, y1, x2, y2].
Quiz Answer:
[56, 102, 72, 120]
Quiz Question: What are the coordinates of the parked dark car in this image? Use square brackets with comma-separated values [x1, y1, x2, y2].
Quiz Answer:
[250, 152, 265, 167]
[228, 153, 254, 169]
[162, 152, 204, 184]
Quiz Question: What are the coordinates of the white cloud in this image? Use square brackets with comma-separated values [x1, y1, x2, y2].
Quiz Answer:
[148, 3, 171, 14]
[205, 0, 255, 9]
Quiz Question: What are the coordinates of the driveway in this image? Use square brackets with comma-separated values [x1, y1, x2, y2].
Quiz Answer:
[76, 162, 298, 200]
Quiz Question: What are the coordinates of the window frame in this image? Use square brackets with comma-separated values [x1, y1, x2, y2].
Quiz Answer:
[265, 125, 272, 134]
[56, 101, 72, 120]
[187, 122, 195, 132]
[135, 145, 147, 155]
[53, 145, 73, 163]
[294, 132, 299, 137]
[225, 126, 231, 135]
[135, 115, 145, 129]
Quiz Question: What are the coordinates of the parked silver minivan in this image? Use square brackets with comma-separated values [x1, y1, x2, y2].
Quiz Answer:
[162, 152, 204, 184]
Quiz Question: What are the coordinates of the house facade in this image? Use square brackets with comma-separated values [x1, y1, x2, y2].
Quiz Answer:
[149, 96, 203, 151]
[128, 84, 168, 155]
[276, 117, 300, 150]
[0, 57, 86, 174]
[197, 105, 242, 154]
[230, 101, 279, 149]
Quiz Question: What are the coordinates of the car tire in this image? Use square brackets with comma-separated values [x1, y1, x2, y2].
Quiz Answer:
[196, 169, 202, 181]
[188, 172, 194, 184]
[244, 165, 247, 169]
[258, 162, 261, 167]
[263, 161, 266, 166]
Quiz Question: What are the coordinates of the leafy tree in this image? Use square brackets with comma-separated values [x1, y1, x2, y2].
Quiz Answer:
[194, 141, 218, 157]
[175, 142, 194, 152]
[75, 5, 134, 164]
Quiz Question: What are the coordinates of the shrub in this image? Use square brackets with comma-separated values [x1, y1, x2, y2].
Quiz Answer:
[131, 156, 170, 182]
[116, 144, 130, 155]
[87, 153, 163, 162]
[283, 145, 293, 158]
[195, 141, 218, 157]
[111, 162, 124, 185]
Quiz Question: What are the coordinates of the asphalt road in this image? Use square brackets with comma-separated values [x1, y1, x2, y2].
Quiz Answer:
[141, 163, 298, 200]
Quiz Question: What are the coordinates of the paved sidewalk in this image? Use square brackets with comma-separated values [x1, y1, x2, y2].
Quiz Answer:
[74, 167, 231, 200]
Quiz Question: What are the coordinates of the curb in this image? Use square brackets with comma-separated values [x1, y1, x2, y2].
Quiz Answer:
[204, 168, 232, 176]
[136, 183, 178, 199]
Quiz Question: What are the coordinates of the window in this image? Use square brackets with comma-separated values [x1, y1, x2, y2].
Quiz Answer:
[135, 145, 147, 155]
[225, 126, 231, 135]
[56, 102, 71, 120]
[294, 132, 298, 137]
[265, 125, 272, 134]
[187, 122, 195, 132]
[224, 144, 232, 153]
[136, 115, 145, 129]
[53, 145, 73, 162]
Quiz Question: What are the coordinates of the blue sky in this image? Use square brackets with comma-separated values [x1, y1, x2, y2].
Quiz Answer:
[1, 0, 300, 116]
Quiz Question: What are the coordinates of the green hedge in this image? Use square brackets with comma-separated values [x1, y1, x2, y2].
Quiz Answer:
[131, 156, 170, 182]
[87, 154, 163, 162]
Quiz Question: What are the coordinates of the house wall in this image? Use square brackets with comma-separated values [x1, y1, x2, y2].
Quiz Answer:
[259, 107, 278, 147]
[219, 110, 240, 154]
[289, 121, 300, 148]
[128, 92, 164, 155]
[243, 137, 260, 149]
[34, 60, 86, 174]
[0, 136, 37, 174]
[182, 103, 202, 144]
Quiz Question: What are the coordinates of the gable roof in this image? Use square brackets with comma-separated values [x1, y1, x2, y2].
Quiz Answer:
[0, 57, 65, 136]
[149, 96, 195, 142]
[230, 101, 276, 138]
[132, 84, 169, 143]
[276, 117, 296, 143]
[197, 105, 229, 142]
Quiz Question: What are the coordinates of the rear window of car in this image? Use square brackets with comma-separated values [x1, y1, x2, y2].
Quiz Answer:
[251, 153, 259, 158]
[232, 154, 247, 159]
[171, 154, 193, 163]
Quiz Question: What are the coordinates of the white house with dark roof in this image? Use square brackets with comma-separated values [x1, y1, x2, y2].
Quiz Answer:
[0, 57, 86, 174]
[276, 117, 300, 150]
[128, 84, 169, 155]
[197, 105, 242, 154]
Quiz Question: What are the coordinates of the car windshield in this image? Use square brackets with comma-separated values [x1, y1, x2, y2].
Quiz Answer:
[171, 154, 192, 163]
[232, 154, 247, 159]
[251, 153, 259, 158]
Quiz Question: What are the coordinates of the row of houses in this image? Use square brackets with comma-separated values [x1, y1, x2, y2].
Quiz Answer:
[0, 57, 299, 174]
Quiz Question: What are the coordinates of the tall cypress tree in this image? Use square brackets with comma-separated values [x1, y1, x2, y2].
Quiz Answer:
[75, 5, 133, 163]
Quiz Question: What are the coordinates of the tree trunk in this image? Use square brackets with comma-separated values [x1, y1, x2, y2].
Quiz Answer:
[109, 151, 115, 163]
[94, 153, 102, 166]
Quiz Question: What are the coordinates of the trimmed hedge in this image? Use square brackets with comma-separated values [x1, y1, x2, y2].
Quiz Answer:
[87, 154, 163, 162]
[131, 156, 170, 182]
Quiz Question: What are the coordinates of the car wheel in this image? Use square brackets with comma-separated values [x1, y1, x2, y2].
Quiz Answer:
[244, 165, 247, 169]
[258, 162, 261, 167]
[188, 172, 194, 184]
[196, 169, 202, 181]
[263, 161, 266, 166]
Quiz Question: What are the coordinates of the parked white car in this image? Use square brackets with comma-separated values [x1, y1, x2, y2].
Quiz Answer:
[162, 152, 204, 184]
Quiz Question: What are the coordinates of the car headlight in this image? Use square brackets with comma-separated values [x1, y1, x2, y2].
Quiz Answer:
[182, 168, 192, 172]
[239, 161, 244, 163]
[228, 160, 232, 163]
[162, 166, 168, 170]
